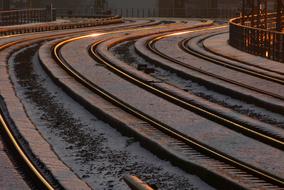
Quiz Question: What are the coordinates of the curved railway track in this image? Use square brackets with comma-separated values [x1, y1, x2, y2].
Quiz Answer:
[0, 19, 159, 53]
[94, 29, 284, 150]
[52, 33, 284, 189]
[111, 36, 284, 132]
[108, 38, 284, 144]
[181, 35, 284, 83]
[0, 19, 163, 190]
[198, 32, 284, 78]
[0, 103, 55, 190]
[141, 31, 284, 142]
[144, 36, 284, 148]
[147, 34, 284, 104]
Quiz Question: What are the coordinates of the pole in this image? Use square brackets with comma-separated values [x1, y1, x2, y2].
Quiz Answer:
[264, 0, 267, 29]
[50, 3, 53, 21]
[276, 0, 282, 31]
[242, 0, 245, 24]
[251, 0, 255, 27]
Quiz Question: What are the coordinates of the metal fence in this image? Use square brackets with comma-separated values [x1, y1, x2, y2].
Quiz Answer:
[56, 7, 239, 18]
[0, 16, 122, 36]
[0, 8, 56, 26]
[56, 8, 110, 18]
[229, 13, 284, 63]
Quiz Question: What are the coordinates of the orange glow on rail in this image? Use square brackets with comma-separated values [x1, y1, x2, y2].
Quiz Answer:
[165, 25, 228, 37]
[86, 33, 105, 37]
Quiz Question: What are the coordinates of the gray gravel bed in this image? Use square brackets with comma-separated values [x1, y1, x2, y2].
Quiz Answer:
[8, 44, 214, 190]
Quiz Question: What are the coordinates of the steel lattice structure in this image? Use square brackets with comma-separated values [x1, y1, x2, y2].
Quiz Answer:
[241, 0, 284, 31]
[229, 0, 284, 62]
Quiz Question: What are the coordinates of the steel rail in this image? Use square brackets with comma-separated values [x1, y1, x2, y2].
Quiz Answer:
[142, 33, 284, 148]
[0, 110, 54, 190]
[142, 30, 284, 147]
[148, 33, 284, 103]
[0, 19, 161, 190]
[182, 35, 284, 85]
[104, 28, 284, 149]
[200, 32, 284, 77]
[0, 19, 161, 53]
[53, 33, 284, 187]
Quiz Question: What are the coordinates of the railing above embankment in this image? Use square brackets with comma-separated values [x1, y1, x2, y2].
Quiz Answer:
[56, 7, 239, 18]
[0, 16, 122, 36]
[0, 8, 56, 26]
[229, 13, 284, 63]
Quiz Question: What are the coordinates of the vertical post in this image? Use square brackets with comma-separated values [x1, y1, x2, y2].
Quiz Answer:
[137, 8, 139, 18]
[50, 3, 53, 21]
[256, 0, 261, 28]
[173, 0, 175, 17]
[242, 0, 245, 24]
[251, 0, 255, 27]
[276, 0, 282, 31]
[3, 0, 9, 10]
[264, 0, 267, 29]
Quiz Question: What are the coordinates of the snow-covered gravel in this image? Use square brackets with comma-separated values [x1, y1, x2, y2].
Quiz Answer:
[59, 35, 284, 179]
[111, 40, 284, 129]
[154, 33, 284, 98]
[8, 44, 214, 190]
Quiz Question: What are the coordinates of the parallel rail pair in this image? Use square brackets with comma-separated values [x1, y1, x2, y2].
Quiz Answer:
[146, 30, 284, 149]
[53, 27, 284, 189]
[0, 18, 158, 190]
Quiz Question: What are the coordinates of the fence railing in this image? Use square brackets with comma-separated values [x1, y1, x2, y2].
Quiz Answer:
[0, 8, 56, 26]
[0, 16, 122, 36]
[56, 8, 240, 18]
[229, 13, 284, 63]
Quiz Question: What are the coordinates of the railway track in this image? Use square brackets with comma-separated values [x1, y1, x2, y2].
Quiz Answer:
[147, 38, 284, 145]
[0, 19, 166, 190]
[52, 32, 284, 189]
[0, 101, 55, 190]
[112, 39, 284, 134]
[3, 20, 283, 189]
[181, 35, 284, 84]
[198, 32, 284, 78]
[147, 32, 284, 105]
[2, 19, 216, 190]
[95, 28, 284, 150]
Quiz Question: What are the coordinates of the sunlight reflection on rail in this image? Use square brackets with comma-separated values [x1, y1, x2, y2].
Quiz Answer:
[86, 33, 105, 37]
[166, 25, 228, 37]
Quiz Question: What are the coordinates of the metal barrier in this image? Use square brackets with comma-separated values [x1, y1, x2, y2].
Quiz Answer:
[56, 7, 239, 18]
[229, 13, 284, 63]
[0, 8, 56, 26]
[0, 16, 122, 36]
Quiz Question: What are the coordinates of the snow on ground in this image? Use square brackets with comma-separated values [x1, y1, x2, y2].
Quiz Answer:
[8, 44, 214, 190]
